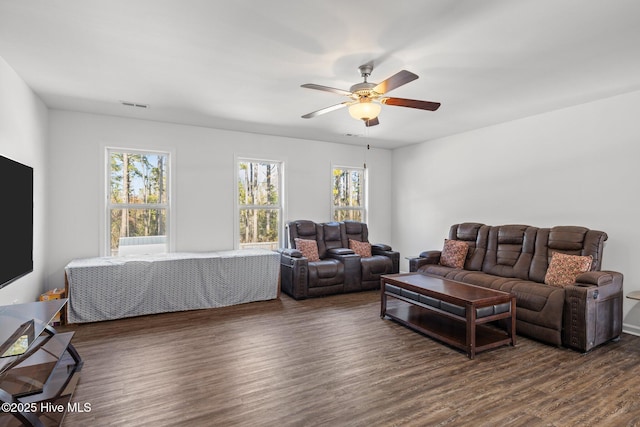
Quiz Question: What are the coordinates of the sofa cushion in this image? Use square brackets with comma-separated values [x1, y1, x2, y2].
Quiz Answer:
[440, 239, 469, 269]
[483, 225, 536, 280]
[429, 270, 565, 330]
[418, 263, 460, 277]
[544, 252, 593, 287]
[349, 239, 372, 257]
[445, 270, 512, 291]
[320, 222, 345, 256]
[361, 255, 394, 282]
[295, 238, 320, 262]
[547, 226, 607, 270]
[448, 223, 488, 271]
[310, 259, 342, 279]
[307, 259, 344, 288]
[344, 220, 368, 241]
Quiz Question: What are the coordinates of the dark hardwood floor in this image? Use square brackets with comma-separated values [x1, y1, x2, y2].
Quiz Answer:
[59, 291, 640, 427]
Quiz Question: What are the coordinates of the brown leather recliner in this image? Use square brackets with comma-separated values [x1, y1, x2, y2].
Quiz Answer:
[342, 220, 399, 290]
[409, 222, 623, 352]
[279, 220, 360, 299]
[279, 220, 399, 299]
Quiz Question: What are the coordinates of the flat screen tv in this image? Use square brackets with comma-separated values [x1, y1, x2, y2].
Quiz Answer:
[0, 155, 33, 289]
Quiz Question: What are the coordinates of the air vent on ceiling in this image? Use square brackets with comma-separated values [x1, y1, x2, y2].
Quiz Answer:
[120, 101, 149, 109]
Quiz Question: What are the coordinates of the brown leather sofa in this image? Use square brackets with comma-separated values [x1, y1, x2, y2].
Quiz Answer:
[279, 220, 399, 299]
[409, 223, 623, 352]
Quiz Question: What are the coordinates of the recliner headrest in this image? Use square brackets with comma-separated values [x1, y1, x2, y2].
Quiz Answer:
[456, 222, 484, 241]
[294, 220, 318, 238]
[497, 225, 529, 245]
[344, 220, 364, 234]
[548, 226, 589, 251]
[323, 222, 342, 241]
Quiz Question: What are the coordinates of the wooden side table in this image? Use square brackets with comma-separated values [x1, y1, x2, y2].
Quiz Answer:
[627, 291, 640, 300]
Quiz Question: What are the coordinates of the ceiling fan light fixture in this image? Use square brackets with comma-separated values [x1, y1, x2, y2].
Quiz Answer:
[348, 100, 381, 121]
[301, 66, 439, 127]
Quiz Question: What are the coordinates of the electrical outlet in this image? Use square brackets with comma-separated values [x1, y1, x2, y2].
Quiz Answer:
[12, 299, 19, 304]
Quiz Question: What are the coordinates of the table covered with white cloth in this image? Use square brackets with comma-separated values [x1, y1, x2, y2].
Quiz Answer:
[64, 249, 280, 323]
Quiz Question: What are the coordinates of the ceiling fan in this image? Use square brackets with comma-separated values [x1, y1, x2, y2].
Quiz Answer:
[301, 64, 441, 127]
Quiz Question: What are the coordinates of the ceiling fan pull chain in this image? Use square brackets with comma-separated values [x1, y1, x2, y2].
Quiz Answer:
[362, 122, 370, 169]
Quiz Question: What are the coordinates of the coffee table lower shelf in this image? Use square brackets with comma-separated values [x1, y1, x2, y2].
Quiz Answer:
[384, 300, 513, 357]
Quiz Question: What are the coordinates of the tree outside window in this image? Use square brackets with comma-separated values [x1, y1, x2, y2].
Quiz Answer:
[332, 167, 366, 222]
[238, 159, 283, 250]
[107, 149, 169, 256]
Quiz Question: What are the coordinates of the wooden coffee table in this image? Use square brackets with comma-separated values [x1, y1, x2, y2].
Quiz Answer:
[380, 273, 516, 359]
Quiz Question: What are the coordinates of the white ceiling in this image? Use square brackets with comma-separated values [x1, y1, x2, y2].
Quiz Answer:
[1, 0, 640, 149]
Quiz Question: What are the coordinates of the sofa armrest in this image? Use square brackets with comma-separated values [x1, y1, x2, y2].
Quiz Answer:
[371, 243, 392, 252]
[563, 272, 623, 352]
[279, 251, 309, 299]
[371, 245, 400, 274]
[327, 247, 355, 256]
[278, 248, 302, 258]
[574, 270, 624, 288]
[326, 250, 360, 266]
[326, 251, 361, 291]
[409, 250, 441, 272]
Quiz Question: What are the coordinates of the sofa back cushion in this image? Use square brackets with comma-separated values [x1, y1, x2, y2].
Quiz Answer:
[287, 220, 319, 248]
[343, 220, 368, 243]
[288, 220, 346, 259]
[549, 226, 607, 270]
[319, 222, 345, 258]
[529, 228, 551, 282]
[448, 223, 489, 271]
[529, 226, 607, 282]
[482, 225, 537, 280]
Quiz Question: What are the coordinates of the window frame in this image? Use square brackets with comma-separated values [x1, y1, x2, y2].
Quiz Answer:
[330, 164, 368, 223]
[103, 147, 173, 256]
[235, 156, 285, 250]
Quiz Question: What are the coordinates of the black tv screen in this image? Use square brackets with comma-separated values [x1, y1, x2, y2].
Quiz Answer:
[0, 155, 33, 289]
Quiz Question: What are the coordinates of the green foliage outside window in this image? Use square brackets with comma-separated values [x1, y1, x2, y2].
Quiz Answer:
[238, 161, 282, 249]
[108, 151, 168, 255]
[333, 209, 363, 222]
[332, 167, 365, 221]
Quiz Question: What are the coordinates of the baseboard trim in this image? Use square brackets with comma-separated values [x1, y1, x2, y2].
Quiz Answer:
[623, 323, 640, 337]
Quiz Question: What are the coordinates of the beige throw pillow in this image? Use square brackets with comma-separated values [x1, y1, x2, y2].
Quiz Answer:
[544, 252, 593, 287]
[294, 238, 320, 262]
[349, 239, 372, 257]
[440, 239, 469, 269]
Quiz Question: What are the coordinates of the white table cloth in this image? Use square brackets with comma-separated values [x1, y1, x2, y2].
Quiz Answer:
[64, 249, 280, 323]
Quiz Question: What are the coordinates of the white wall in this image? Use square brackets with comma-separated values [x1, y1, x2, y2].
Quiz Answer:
[46, 111, 392, 289]
[8, 45, 636, 333]
[0, 57, 49, 305]
[392, 89, 640, 333]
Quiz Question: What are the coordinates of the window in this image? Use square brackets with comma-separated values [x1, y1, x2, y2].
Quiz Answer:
[332, 166, 366, 222]
[237, 159, 283, 250]
[106, 149, 169, 256]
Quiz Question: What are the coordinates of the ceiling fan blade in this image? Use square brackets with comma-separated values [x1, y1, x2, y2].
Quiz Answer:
[365, 117, 379, 127]
[301, 102, 350, 119]
[381, 97, 441, 111]
[301, 83, 352, 96]
[373, 70, 418, 94]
